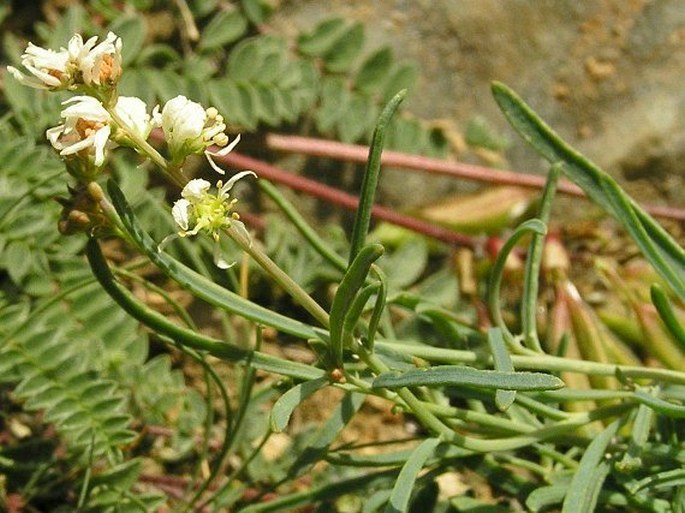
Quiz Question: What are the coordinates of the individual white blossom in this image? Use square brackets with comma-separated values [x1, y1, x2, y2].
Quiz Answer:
[161, 172, 257, 268]
[70, 32, 122, 87]
[7, 43, 71, 90]
[46, 95, 156, 167]
[6, 32, 122, 91]
[47, 96, 112, 166]
[157, 95, 239, 174]
[114, 96, 159, 143]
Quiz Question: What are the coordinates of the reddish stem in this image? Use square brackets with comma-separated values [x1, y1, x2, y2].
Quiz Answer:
[265, 133, 685, 222]
[219, 151, 478, 248]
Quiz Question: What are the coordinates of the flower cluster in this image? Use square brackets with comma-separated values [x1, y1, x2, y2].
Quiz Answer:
[158, 95, 241, 174]
[7, 32, 122, 92]
[7, 32, 244, 176]
[46, 95, 156, 169]
[163, 173, 256, 268]
[7, 32, 254, 253]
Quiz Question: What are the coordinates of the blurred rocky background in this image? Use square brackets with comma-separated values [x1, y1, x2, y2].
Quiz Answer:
[271, 0, 685, 208]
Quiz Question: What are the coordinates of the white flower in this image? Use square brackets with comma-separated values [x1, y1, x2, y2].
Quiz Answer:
[160, 172, 257, 268]
[7, 43, 71, 90]
[7, 32, 123, 91]
[46, 94, 155, 167]
[69, 32, 122, 87]
[181, 178, 211, 201]
[158, 95, 239, 173]
[114, 96, 158, 142]
[46, 96, 112, 166]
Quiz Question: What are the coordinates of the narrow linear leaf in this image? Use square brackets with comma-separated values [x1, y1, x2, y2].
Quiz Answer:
[349, 90, 406, 261]
[240, 468, 397, 513]
[491, 82, 685, 300]
[341, 282, 381, 346]
[561, 419, 620, 513]
[633, 389, 685, 418]
[526, 485, 566, 512]
[270, 377, 328, 433]
[488, 327, 516, 411]
[87, 238, 323, 381]
[650, 283, 685, 352]
[372, 365, 564, 391]
[365, 271, 387, 352]
[616, 401, 653, 472]
[330, 244, 384, 365]
[487, 219, 546, 345]
[629, 469, 685, 494]
[384, 437, 440, 513]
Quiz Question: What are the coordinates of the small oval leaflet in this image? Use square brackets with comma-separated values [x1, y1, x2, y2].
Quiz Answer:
[372, 365, 564, 391]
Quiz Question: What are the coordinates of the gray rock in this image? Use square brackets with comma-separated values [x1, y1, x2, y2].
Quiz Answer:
[272, 0, 685, 207]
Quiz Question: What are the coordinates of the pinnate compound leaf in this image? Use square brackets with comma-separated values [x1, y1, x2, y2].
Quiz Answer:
[324, 22, 365, 72]
[241, 0, 270, 25]
[383, 64, 418, 102]
[356, 47, 393, 94]
[199, 9, 247, 51]
[372, 365, 564, 391]
[297, 17, 348, 56]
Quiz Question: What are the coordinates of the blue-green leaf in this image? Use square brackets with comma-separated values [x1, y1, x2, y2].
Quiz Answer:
[270, 377, 328, 432]
[561, 420, 620, 512]
[384, 438, 440, 513]
[372, 365, 564, 391]
[492, 82, 685, 301]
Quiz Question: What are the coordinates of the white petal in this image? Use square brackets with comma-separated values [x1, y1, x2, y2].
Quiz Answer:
[92, 125, 111, 166]
[59, 136, 95, 156]
[212, 239, 234, 269]
[171, 198, 191, 230]
[46, 125, 66, 149]
[208, 133, 242, 157]
[181, 179, 211, 200]
[219, 170, 257, 195]
[115, 96, 152, 138]
[204, 152, 226, 175]
[157, 233, 179, 253]
[7, 66, 50, 89]
[231, 219, 252, 248]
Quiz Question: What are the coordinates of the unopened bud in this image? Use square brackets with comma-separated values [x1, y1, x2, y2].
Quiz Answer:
[87, 182, 104, 202]
[68, 209, 91, 226]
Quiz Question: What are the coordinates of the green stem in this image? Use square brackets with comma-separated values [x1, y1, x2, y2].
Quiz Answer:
[379, 341, 685, 385]
[86, 238, 324, 381]
[106, 106, 187, 188]
[259, 180, 347, 273]
[226, 223, 330, 328]
[522, 163, 561, 352]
